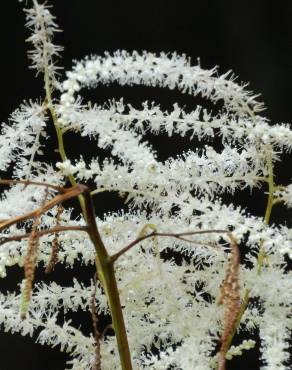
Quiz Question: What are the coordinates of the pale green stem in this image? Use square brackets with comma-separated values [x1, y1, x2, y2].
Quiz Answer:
[257, 150, 275, 275]
[25, 130, 41, 179]
[40, 24, 133, 369]
[43, 67, 87, 216]
[44, 105, 133, 370]
[82, 191, 133, 370]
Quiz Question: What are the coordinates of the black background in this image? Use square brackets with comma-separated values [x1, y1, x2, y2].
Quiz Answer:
[0, 1, 292, 369]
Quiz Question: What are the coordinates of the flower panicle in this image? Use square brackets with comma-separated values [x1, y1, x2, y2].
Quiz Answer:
[24, 0, 63, 85]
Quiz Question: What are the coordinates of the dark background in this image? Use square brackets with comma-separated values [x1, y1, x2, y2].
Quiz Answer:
[1, 1, 292, 369]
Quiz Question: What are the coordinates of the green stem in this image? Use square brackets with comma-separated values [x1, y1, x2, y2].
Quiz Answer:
[82, 191, 133, 370]
[98, 261, 133, 370]
[37, 5, 133, 360]
[43, 69, 87, 216]
[263, 159, 274, 225]
[257, 150, 275, 275]
[43, 63, 132, 370]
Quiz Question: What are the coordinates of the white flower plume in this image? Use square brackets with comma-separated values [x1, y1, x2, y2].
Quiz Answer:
[0, 1, 291, 370]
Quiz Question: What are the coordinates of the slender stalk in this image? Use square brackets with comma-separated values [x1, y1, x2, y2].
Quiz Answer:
[0, 179, 64, 193]
[40, 23, 86, 217]
[43, 73, 133, 369]
[0, 185, 85, 232]
[82, 191, 133, 370]
[0, 225, 88, 246]
[257, 149, 275, 274]
[110, 229, 229, 263]
[44, 84, 86, 216]
[97, 260, 133, 370]
[39, 17, 132, 367]
[263, 153, 275, 225]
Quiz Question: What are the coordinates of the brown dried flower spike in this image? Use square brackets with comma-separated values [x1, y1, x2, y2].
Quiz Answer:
[20, 187, 49, 319]
[217, 232, 241, 370]
[45, 204, 64, 274]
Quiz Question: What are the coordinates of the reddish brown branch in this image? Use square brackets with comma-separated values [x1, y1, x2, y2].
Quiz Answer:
[0, 179, 65, 193]
[0, 184, 88, 232]
[110, 229, 228, 263]
[0, 225, 88, 246]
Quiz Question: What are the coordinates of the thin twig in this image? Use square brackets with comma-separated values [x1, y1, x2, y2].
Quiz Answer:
[110, 229, 229, 263]
[0, 179, 65, 193]
[0, 184, 87, 232]
[173, 236, 219, 249]
[0, 225, 88, 246]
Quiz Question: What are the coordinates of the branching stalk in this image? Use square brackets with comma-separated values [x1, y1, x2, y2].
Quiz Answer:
[257, 149, 275, 274]
[111, 229, 230, 263]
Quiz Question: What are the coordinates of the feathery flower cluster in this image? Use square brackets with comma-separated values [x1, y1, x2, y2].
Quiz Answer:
[0, 1, 291, 370]
[24, 0, 63, 86]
